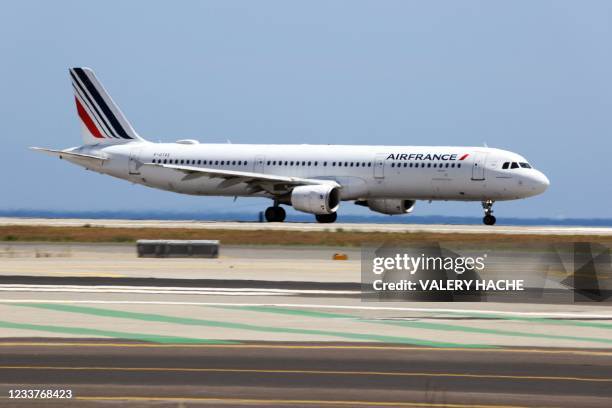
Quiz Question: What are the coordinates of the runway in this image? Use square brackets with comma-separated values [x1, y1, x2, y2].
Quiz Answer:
[1, 340, 612, 407]
[1, 242, 611, 406]
[2, 217, 612, 236]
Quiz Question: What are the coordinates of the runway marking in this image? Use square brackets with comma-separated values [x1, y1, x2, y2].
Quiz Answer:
[0, 320, 237, 345]
[218, 306, 612, 345]
[70, 396, 539, 408]
[0, 284, 359, 296]
[11, 303, 491, 348]
[1, 300, 611, 319]
[1, 365, 610, 383]
[0, 342, 611, 356]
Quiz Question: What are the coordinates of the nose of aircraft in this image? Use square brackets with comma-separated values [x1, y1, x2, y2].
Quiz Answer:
[529, 170, 550, 195]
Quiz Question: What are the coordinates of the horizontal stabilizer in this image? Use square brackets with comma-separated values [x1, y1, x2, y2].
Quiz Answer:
[30, 147, 107, 165]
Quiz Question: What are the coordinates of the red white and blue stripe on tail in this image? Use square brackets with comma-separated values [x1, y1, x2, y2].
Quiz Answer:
[70, 67, 142, 144]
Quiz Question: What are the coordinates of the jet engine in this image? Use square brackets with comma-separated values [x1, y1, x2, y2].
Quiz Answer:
[356, 199, 416, 215]
[291, 185, 340, 215]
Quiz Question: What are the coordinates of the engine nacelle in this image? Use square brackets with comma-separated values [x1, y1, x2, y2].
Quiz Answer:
[356, 199, 416, 215]
[291, 185, 341, 215]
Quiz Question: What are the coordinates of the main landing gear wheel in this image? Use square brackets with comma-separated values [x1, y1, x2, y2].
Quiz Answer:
[481, 200, 496, 226]
[315, 213, 337, 223]
[264, 206, 286, 222]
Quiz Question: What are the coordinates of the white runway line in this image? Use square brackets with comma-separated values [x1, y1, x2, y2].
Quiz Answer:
[2, 217, 612, 236]
[0, 284, 359, 296]
[1, 299, 611, 319]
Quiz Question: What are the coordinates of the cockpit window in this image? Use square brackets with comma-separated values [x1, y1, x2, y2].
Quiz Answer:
[502, 162, 509, 169]
[511, 162, 519, 169]
[519, 162, 532, 168]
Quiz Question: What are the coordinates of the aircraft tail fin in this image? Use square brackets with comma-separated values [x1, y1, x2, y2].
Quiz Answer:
[69, 67, 145, 145]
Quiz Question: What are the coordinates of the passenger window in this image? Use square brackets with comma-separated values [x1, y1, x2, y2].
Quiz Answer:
[323, 162, 327, 166]
[502, 162, 509, 169]
[511, 162, 519, 169]
[391, 163, 395, 168]
[315, 161, 318, 166]
[451, 163, 455, 168]
[445, 163, 449, 168]
[457, 163, 461, 168]
[368, 163, 372, 167]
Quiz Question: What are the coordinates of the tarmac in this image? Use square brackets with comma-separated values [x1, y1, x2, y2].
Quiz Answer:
[0, 240, 611, 406]
[1, 340, 611, 407]
[2, 217, 612, 236]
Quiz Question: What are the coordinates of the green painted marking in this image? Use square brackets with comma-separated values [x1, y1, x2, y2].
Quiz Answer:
[12, 303, 491, 348]
[222, 305, 612, 346]
[372, 319, 612, 345]
[442, 311, 612, 330]
[0, 320, 237, 344]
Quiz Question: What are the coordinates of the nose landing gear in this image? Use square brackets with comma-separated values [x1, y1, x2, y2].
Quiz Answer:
[482, 200, 496, 226]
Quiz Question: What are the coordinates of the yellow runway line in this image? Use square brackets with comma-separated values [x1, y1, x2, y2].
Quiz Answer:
[0, 342, 611, 356]
[1, 365, 610, 383]
[71, 396, 544, 408]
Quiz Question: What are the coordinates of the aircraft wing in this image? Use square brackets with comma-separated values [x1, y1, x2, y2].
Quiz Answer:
[144, 163, 339, 194]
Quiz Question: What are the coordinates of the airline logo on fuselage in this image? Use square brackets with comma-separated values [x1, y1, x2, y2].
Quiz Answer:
[386, 153, 469, 161]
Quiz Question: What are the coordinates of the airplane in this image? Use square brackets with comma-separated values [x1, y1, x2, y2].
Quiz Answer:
[32, 67, 549, 225]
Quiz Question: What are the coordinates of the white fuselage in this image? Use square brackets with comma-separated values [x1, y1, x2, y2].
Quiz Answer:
[64, 142, 549, 203]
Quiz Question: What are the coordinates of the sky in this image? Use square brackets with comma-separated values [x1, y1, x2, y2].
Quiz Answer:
[1, 0, 611, 219]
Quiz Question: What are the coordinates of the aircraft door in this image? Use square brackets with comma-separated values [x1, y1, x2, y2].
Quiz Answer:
[471, 152, 487, 180]
[374, 154, 386, 179]
[254, 155, 265, 173]
[128, 148, 142, 175]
